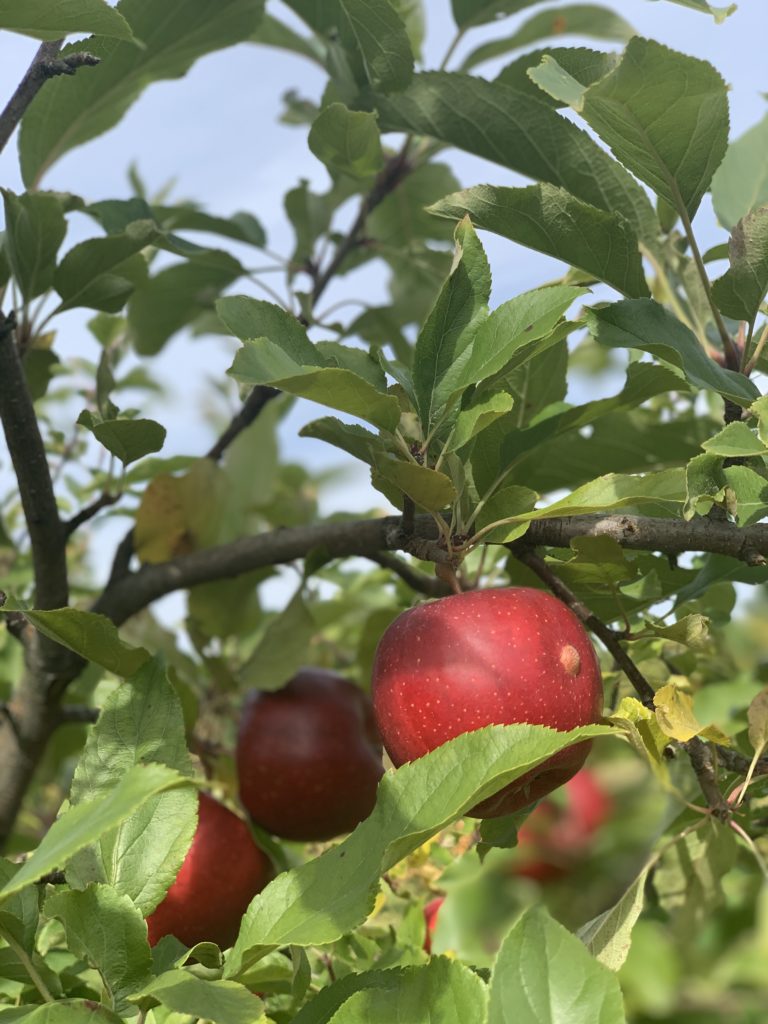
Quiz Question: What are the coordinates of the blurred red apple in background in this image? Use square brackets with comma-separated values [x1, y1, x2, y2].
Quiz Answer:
[514, 768, 613, 881]
[146, 792, 272, 948]
[237, 669, 384, 841]
[372, 588, 603, 817]
[423, 896, 444, 954]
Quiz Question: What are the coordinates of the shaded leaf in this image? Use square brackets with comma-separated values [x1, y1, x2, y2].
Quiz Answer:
[0, 0, 134, 40]
[376, 72, 658, 247]
[1, 189, 66, 299]
[578, 864, 651, 971]
[309, 103, 384, 179]
[711, 206, 768, 324]
[431, 183, 648, 298]
[19, 0, 265, 187]
[587, 299, 760, 406]
[711, 111, 768, 231]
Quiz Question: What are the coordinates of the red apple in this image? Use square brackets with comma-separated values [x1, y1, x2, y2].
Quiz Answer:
[423, 896, 444, 953]
[146, 792, 272, 948]
[371, 588, 603, 817]
[514, 768, 612, 881]
[237, 669, 384, 842]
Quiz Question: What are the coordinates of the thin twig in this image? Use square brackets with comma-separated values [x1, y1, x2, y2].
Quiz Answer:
[511, 545, 657, 709]
[63, 491, 120, 538]
[0, 41, 100, 156]
[367, 552, 452, 597]
[57, 705, 99, 725]
[309, 142, 413, 309]
[685, 736, 731, 820]
[205, 386, 280, 461]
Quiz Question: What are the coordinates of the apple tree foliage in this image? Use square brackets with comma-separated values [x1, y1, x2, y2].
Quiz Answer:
[0, 0, 767, 1021]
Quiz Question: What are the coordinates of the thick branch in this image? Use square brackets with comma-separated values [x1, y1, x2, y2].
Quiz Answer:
[93, 510, 768, 629]
[0, 42, 99, 156]
[94, 516, 440, 625]
[522, 513, 768, 566]
[0, 314, 68, 612]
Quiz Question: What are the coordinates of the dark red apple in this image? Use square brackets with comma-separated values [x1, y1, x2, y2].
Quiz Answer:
[371, 588, 603, 818]
[514, 768, 612, 881]
[146, 792, 272, 948]
[237, 669, 384, 842]
[423, 896, 444, 953]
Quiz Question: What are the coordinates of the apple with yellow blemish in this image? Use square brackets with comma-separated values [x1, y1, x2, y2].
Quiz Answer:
[371, 588, 603, 817]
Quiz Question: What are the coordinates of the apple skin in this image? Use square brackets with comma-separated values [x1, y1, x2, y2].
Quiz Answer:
[371, 588, 603, 818]
[237, 669, 384, 842]
[146, 792, 272, 949]
[423, 896, 444, 953]
[514, 768, 613, 882]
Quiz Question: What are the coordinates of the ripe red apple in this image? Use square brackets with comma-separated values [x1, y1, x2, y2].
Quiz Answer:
[423, 896, 444, 953]
[371, 588, 603, 817]
[237, 669, 384, 842]
[146, 792, 272, 948]
[514, 768, 613, 881]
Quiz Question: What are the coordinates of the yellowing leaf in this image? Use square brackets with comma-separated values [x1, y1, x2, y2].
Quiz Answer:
[134, 460, 228, 564]
[608, 697, 669, 784]
[748, 689, 768, 754]
[653, 682, 727, 744]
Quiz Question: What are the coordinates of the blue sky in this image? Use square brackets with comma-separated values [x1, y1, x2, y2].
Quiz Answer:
[0, 0, 765, 608]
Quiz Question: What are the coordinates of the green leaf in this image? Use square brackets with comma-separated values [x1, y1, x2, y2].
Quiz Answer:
[9, 607, 151, 676]
[337, 0, 414, 91]
[53, 221, 156, 313]
[223, 722, 612, 978]
[496, 47, 619, 109]
[488, 905, 626, 1023]
[155, 205, 267, 248]
[67, 660, 197, 915]
[701, 421, 768, 458]
[0, 764, 193, 901]
[309, 103, 384, 179]
[578, 864, 651, 971]
[459, 4, 634, 73]
[431, 184, 648, 299]
[19, 0, 265, 187]
[577, 37, 729, 220]
[327, 959, 487, 1023]
[7, 1003, 125, 1022]
[652, 821, 738, 933]
[1, 189, 66, 299]
[300, 417, 388, 467]
[229, 339, 401, 431]
[711, 111, 768, 231]
[130, 971, 266, 1023]
[217, 296, 320, 363]
[413, 217, 491, 431]
[647, 0, 736, 20]
[44, 885, 153, 1013]
[376, 72, 659, 248]
[240, 589, 316, 691]
[643, 613, 710, 648]
[587, 299, 760, 406]
[0, 0, 134, 40]
[684, 451, 724, 519]
[448, 392, 515, 452]
[480, 470, 686, 542]
[722, 464, 768, 526]
[450, 0, 541, 29]
[249, 12, 325, 65]
[443, 286, 585, 399]
[475, 485, 538, 542]
[129, 250, 244, 355]
[87, 417, 167, 465]
[0, 861, 39, 954]
[711, 206, 768, 324]
[373, 457, 457, 511]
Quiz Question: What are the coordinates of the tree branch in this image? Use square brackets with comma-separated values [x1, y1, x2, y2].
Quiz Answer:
[0, 314, 68, 612]
[64, 491, 119, 538]
[309, 143, 413, 308]
[0, 42, 100, 156]
[366, 552, 452, 597]
[511, 545, 657, 709]
[205, 385, 280, 461]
